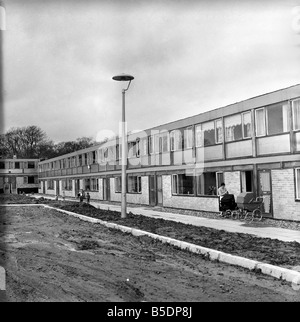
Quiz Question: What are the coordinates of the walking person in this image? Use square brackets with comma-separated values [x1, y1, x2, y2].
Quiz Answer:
[86, 192, 90, 204]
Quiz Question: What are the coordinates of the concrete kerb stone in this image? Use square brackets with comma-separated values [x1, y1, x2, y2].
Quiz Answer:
[3, 203, 300, 288]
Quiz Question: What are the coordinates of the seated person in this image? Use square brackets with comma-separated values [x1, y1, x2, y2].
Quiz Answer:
[217, 182, 228, 199]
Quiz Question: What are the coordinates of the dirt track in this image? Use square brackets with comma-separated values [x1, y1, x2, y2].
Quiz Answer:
[1, 205, 300, 302]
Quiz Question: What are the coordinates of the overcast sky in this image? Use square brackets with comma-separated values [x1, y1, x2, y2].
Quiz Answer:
[2, 0, 300, 143]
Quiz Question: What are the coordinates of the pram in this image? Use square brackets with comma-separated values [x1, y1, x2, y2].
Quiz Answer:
[234, 192, 263, 222]
[219, 194, 237, 217]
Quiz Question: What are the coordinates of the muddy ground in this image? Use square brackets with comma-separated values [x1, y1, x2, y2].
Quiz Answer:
[1, 194, 300, 268]
[0, 201, 300, 301]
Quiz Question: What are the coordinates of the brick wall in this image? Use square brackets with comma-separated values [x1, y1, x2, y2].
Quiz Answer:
[162, 175, 219, 212]
[224, 171, 241, 199]
[272, 168, 300, 221]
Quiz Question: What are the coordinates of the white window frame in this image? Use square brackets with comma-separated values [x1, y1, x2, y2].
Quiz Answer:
[292, 99, 300, 131]
[172, 174, 178, 194]
[148, 135, 154, 155]
[296, 168, 300, 200]
[242, 111, 252, 139]
[161, 131, 170, 153]
[255, 107, 266, 137]
[185, 126, 193, 149]
[215, 119, 223, 144]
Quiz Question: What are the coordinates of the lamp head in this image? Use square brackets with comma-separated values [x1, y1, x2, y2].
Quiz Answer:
[112, 73, 134, 81]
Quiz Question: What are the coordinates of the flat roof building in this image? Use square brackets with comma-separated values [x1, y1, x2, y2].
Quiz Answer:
[38, 84, 300, 221]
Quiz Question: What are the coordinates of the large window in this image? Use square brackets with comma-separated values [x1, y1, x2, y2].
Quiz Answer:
[0, 162, 5, 169]
[127, 176, 142, 193]
[292, 99, 300, 131]
[170, 130, 183, 151]
[172, 174, 194, 195]
[196, 119, 223, 147]
[296, 168, 300, 200]
[256, 103, 290, 136]
[225, 114, 243, 142]
[196, 172, 217, 195]
[63, 179, 73, 191]
[267, 103, 290, 135]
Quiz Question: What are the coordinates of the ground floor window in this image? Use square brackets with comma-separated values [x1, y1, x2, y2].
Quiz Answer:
[47, 180, 54, 190]
[197, 172, 217, 195]
[84, 178, 90, 191]
[62, 179, 72, 191]
[115, 177, 121, 193]
[90, 178, 99, 191]
[296, 168, 300, 200]
[241, 171, 253, 192]
[127, 176, 142, 193]
[172, 174, 194, 195]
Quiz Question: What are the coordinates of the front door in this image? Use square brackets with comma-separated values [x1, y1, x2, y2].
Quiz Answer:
[103, 177, 110, 201]
[258, 170, 273, 217]
[149, 175, 156, 206]
[75, 179, 80, 197]
[157, 175, 163, 206]
[56, 180, 60, 196]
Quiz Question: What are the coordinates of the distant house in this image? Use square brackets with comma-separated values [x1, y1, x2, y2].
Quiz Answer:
[0, 158, 39, 194]
[38, 84, 300, 221]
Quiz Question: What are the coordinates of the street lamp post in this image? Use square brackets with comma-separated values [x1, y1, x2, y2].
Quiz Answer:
[112, 73, 134, 219]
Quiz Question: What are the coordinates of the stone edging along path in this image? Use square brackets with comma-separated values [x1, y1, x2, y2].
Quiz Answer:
[2, 203, 300, 290]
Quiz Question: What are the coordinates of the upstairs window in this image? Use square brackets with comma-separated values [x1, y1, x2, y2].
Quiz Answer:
[184, 127, 193, 149]
[225, 114, 242, 142]
[170, 130, 182, 151]
[266, 103, 290, 135]
[292, 99, 300, 131]
[148, 135, 154, 154]
[28, 161, 35, 169]
[242, 112, 252, 138]
[256, 103, 290, 136]
[161, 131, 170, 153]
[196, 119, 223, 147]
[255, 108, 266, 136]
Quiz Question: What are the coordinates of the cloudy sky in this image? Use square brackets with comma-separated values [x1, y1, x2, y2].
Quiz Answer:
[2, 0, 300, 143]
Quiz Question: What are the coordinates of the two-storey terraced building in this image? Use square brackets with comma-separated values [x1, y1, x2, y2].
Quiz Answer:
[38, 84, 300, 221]
[0, 158, 39, 194]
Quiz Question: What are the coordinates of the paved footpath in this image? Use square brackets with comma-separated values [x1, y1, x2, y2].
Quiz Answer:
[91, 202, 300, 244]
[32, 195, 300, 244]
